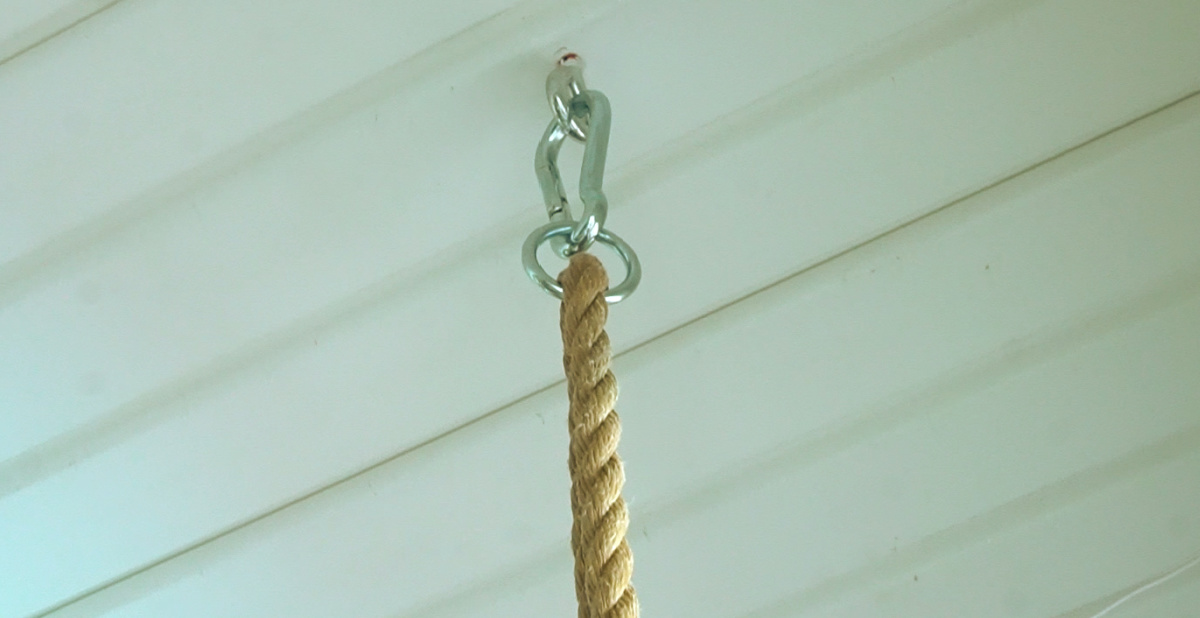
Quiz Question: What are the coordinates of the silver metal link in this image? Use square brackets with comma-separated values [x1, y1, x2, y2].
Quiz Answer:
[522, 221, 642, 304]
[546, 52, 588, 141]
[534, 88, 610, 257]
[524, 52, 640, 303]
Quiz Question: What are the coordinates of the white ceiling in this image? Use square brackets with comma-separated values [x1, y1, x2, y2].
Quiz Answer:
[2, 0, 1199, 616]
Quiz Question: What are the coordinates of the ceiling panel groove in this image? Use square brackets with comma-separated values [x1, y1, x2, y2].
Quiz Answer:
[1055, 555, 1200, 618]
[397, 280, 1200, 617]
[25, 378, 563, 618]
[609, 0, 1043, 199]
[742, 435, 1200, 617]
[24, 81, 1200, 617]
[0, 0, 1055, 490]
[0, 0, 1080, 307]
[0, 0, 622, 306]
[5, 0, 1194, 482]
[35, 199, 1200, 618]
[0, 0, 988, 308]
[3, 82, 1195, 503]
[4, 0, 1199, 614]
[0, 0, 120, 66]
[58, 271, 1200, 616]
[4, 0, 1196, 497]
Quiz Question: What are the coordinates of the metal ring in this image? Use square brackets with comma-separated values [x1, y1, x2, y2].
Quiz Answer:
[522, 221, 641, 303]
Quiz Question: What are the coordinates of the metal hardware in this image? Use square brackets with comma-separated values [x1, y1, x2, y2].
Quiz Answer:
[524, 52, 640, 303]
[547, 52, 588, 141]
[535, 88, 609, 257]
[522, 221, 642, 303]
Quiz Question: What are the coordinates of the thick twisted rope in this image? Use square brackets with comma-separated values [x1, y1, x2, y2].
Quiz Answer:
[559, 253, 639, 618]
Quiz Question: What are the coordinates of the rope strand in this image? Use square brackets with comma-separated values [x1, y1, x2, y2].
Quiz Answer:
[559, 253, 639, 618]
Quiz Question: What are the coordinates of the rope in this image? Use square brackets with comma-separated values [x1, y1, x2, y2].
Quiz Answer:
[559, 253, 639, 618]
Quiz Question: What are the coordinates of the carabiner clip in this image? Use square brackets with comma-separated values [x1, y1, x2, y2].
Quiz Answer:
[535, 86, 610, 257]
[524, 53, 640, 303]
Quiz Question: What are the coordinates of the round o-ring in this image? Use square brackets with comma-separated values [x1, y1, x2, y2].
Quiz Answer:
[522, 222, 641, 303]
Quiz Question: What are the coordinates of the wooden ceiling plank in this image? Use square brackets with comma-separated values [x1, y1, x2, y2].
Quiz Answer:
[3, 0, 1200, 614]
[21, 71, 1200, 617]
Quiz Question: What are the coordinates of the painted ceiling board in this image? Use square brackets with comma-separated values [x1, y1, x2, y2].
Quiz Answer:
[4, 0, 1200, 614]
[58, 238, 1200, 618]
[0, 0, 985, 469]
[4, 0, 1196, 490]
[1062, 562, 1200, 618]
[0, 0, 557, 265]
[821, 433, 1200, 618]
[31, 88, 1200, 616]
[0, 0, 968, 468]
[396, 102, 1200, 618]
[481, 300, 1200, 618]
[774, 446, 1200, 618]
[0, 0, 959, 300]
